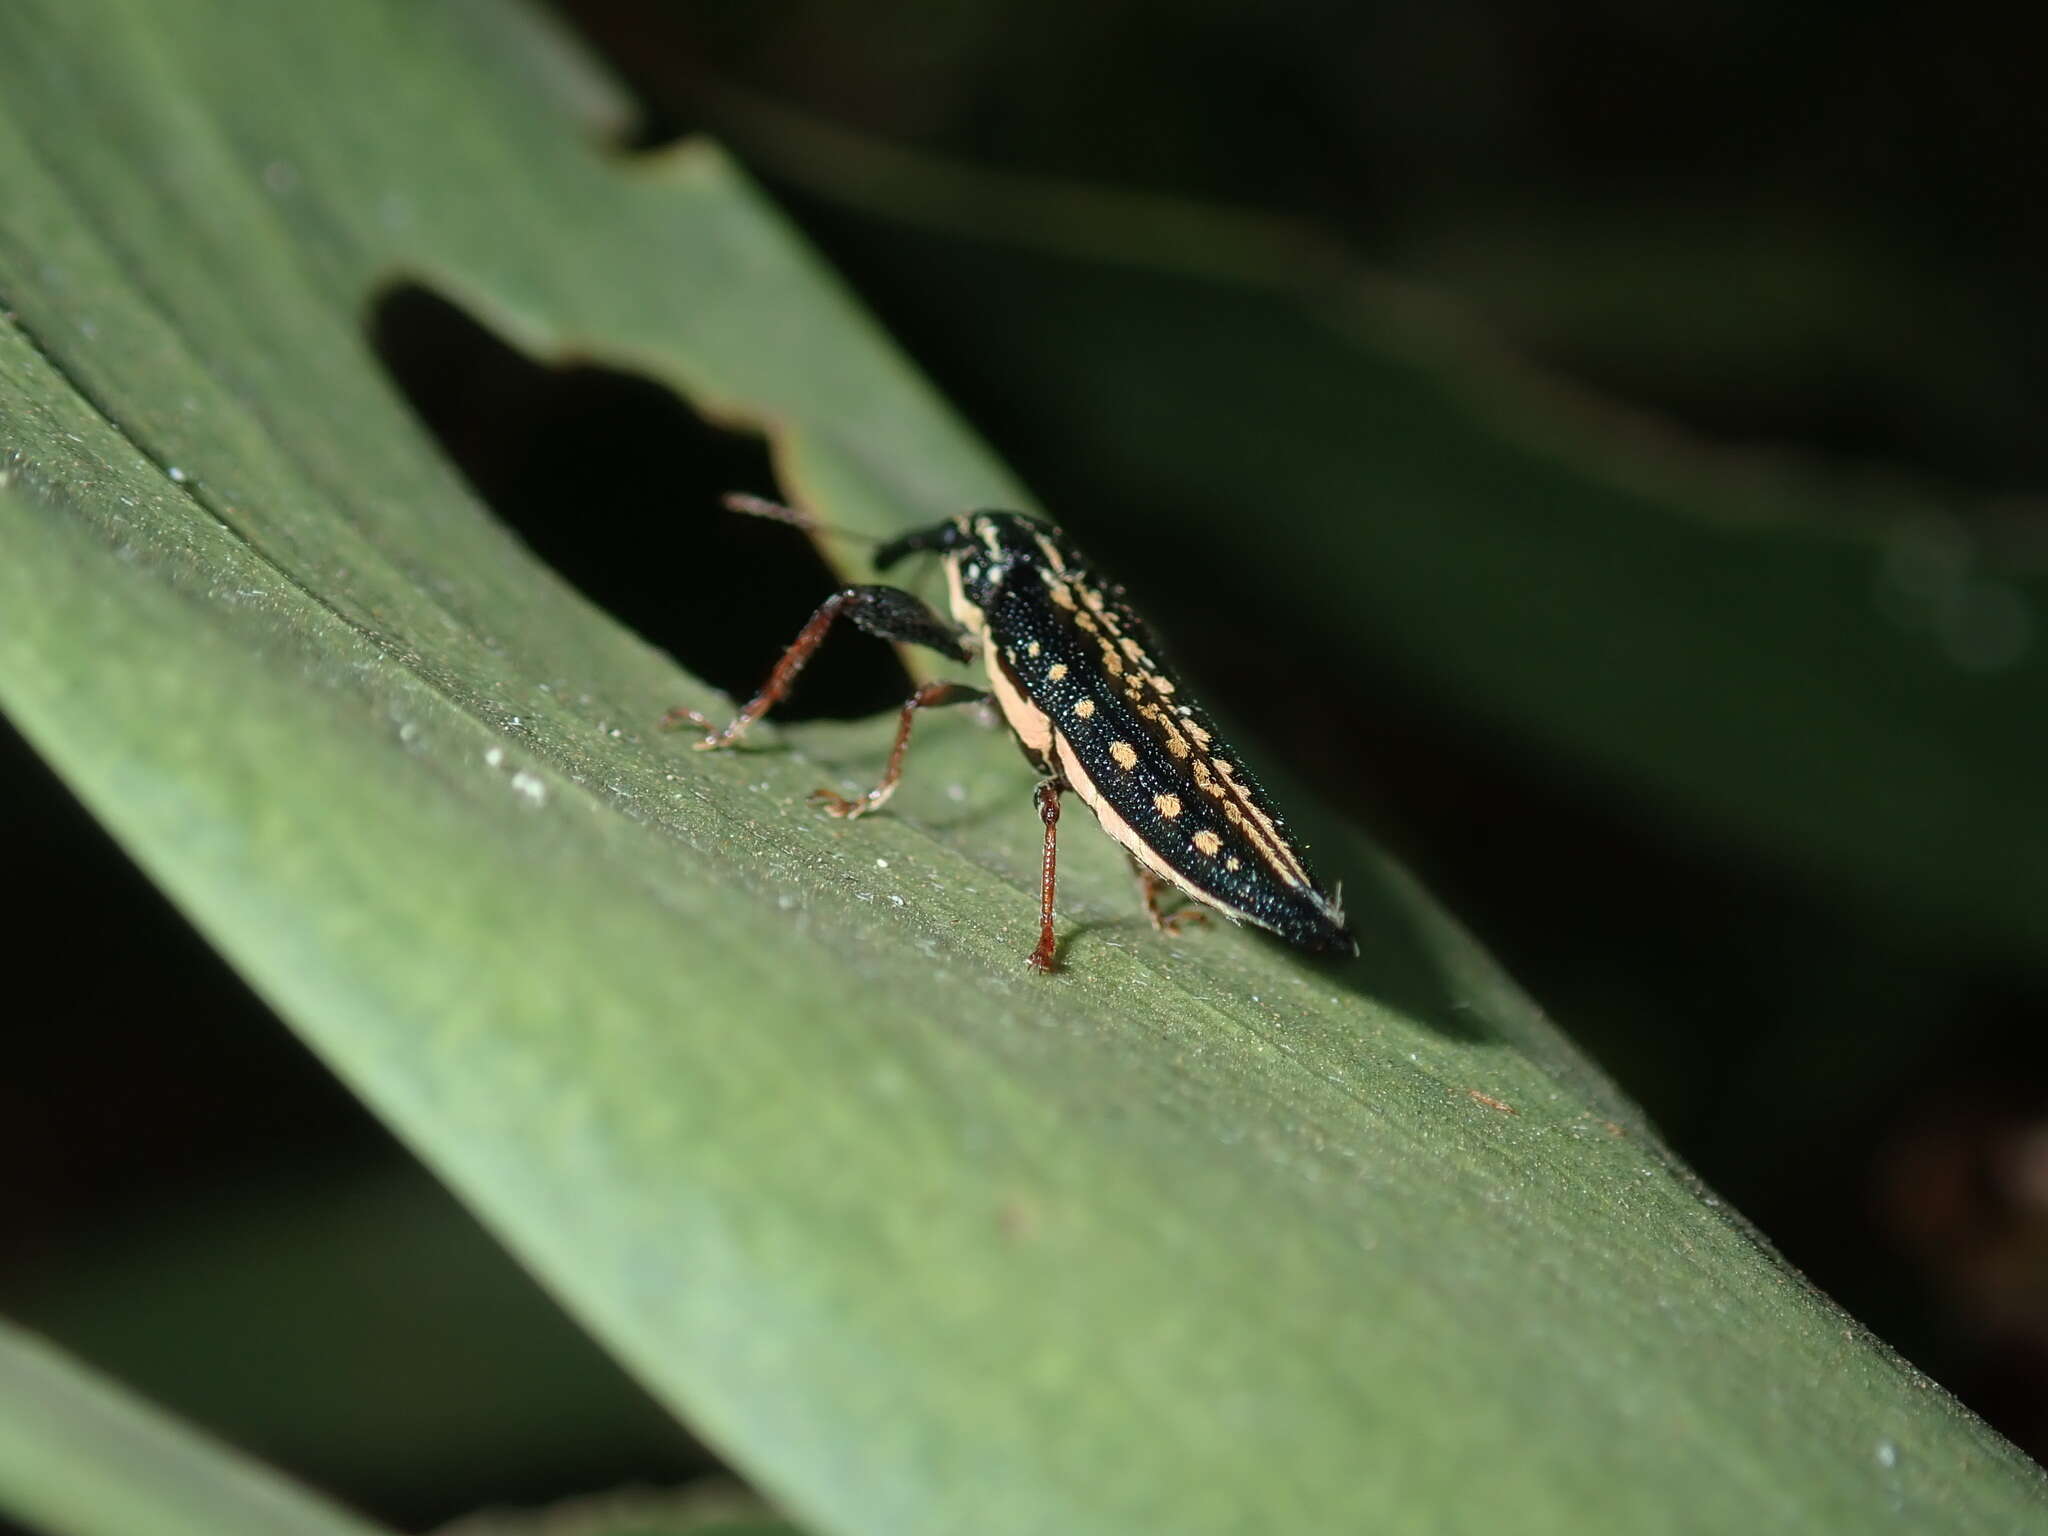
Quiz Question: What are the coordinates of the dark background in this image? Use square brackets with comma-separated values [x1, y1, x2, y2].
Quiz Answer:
[6, 2, 2047, 1526]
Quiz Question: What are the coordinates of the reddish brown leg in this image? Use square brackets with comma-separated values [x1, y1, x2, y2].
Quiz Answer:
[661, 584, 966, 748]
[811, 680, 987, 819]
[1131, 858, 1210, 936]
[1029, 776, 1068, 974]
[661, 590, 853, 748]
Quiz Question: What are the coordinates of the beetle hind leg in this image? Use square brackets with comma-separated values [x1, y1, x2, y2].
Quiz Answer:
[1132, 860, 1209, 937]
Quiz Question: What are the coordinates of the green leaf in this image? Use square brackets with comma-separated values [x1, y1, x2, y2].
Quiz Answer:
[0, 4, 2041, 1535]
[0, 1317, 390, 1536]
[433, 1481, 793, 1536]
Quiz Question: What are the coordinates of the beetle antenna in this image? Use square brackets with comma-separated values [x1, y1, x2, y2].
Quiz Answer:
[722, 492, 880, 544]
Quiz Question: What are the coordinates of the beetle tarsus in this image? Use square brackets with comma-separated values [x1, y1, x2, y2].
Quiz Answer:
[657, 704, 721, 743]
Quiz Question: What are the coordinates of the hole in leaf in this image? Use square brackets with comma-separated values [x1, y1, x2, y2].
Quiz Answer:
[369, 283, 909, 720]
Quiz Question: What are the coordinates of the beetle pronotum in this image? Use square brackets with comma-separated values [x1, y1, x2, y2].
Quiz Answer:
[665, 496, 1353, 972]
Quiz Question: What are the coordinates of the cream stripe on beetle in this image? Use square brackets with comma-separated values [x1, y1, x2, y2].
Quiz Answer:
[665, 497, 1354, 972]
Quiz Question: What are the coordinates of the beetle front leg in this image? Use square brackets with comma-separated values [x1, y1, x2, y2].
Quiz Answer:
[662, 584, 970, 749]
[1029, 775, 1070, 974]
[811, 680, 989, 819]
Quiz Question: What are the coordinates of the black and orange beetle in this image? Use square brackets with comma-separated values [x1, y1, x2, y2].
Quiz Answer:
[665, 496, 1354, 972]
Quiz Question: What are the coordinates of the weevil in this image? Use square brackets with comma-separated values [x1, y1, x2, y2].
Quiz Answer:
[664, 495, 1354, 972]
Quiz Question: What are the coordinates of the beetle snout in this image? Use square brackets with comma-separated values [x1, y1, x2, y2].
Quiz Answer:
[875, 519, 967, 571]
